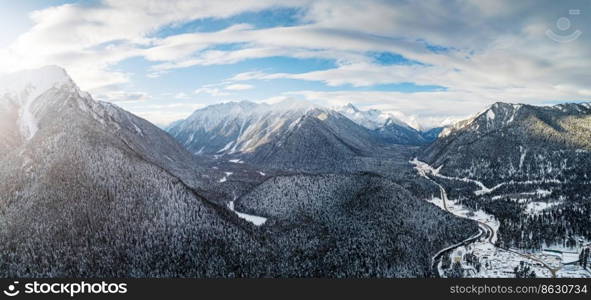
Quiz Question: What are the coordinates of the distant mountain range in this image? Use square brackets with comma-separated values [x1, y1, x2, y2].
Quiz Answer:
[334, 103, 438, 144]
[167, 100, 440, 171]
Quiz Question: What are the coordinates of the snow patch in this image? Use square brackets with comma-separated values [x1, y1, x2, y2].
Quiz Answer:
[227, 201, 267, 226]
[218, 141, 234, 153]
[525, 201, 559, 215]
[219, 172, 233, 183]
[411, 158, 562, 196]
[519, 146, 527, 170]
[316, 112, 328, 120]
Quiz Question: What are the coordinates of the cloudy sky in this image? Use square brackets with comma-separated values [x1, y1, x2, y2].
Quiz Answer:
[0, 0, 589, 128]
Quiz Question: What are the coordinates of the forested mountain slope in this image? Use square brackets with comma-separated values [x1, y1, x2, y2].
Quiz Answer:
[419, 102, 591, 249]
[236, 173, 477, 277]
[0, 66, 477, 277]
[422, 102, 591, 185]
[0, 67, 270, 277]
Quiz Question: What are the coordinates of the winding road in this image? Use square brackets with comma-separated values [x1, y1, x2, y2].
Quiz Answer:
[417, 160, 560, 278]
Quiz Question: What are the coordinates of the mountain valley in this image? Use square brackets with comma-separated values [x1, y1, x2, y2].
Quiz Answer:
[0, 67, 480, 277]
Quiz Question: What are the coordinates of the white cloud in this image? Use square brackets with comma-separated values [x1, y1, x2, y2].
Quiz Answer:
[128, 102, 207, 126]
[230, 63, 443, 87]
[174, 92, 190, 99]
[0, 0, 589, 127]
[194, 84, 231, 97]
[96, 91, 150, 102]
[225, 83, 254, 91]
[0, 0, 307, 94]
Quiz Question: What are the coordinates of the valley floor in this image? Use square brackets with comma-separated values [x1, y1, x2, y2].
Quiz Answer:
[411, 159, 591, 278]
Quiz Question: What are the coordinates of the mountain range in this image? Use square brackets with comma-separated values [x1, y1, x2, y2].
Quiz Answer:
[422, 101, 591, 185]
[420, 101, 591, 250]
[0, 66, 277, 276]
[0, 66, 477, 277]
[0, 66, 589, 277]
[167, 100, 438, 172]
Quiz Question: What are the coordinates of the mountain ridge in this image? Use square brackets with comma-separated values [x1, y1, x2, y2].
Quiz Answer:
[418, 100, 591, 250]
[0, 66, 480, 277]
[0, 66, 274, 277]
[167, 100, 437, 172]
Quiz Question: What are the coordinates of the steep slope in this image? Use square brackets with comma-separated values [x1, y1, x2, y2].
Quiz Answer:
[0, 99, 20, 157]
[422, 102, 591, 185]
[0, 66, 478, 278]
[167, 101, 394, 172]
[419, 101, 591, 249]
[0, 67, 270, 277]
[376, 118, 428, 145]
[420, 127, 444, 143]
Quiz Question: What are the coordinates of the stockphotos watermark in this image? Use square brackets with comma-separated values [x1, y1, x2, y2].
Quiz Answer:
[2, 281, 127, 297]
[546, 9, 583, 43]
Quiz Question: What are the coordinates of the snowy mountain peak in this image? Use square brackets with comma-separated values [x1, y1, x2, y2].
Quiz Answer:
[439, 101, 591, 139]
[384, 116, 412, 129]
[479, 101, 523, 123]
[439, 102, 521, 138]
[344, 102, 359, 112]
[0, 66, 77, 140]
[270, 98, 320, 112]
[184, 100, 324, 127]
[0, 66, 74, 101]
[334, 103, 413, 130]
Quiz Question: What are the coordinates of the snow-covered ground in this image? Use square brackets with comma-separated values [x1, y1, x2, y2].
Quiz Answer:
[525, 201, 560, 215]
[446, 242, 555, 278]
[227, 201, 267, 226]
[411, 158, 500, 195]
[431, 191, 589, 278]
[556, 264, 591, 278]
[219, 172, 233, 183]
[428, 196, 499, 244]
[411, 158, 562, 196]
[412, 158, 590, 278]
